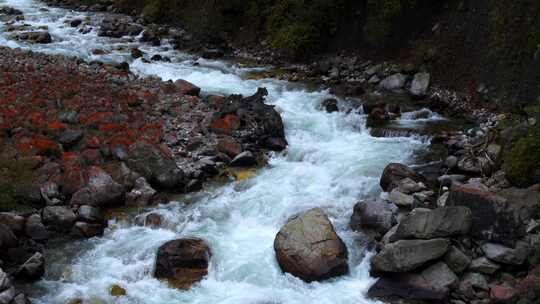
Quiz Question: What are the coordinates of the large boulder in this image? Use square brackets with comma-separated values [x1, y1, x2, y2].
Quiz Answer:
[70, 166, 125, 207]
[42, 206, 76, 231]
[154, 238, 211, 289]
[274, 208, 348, 282]
[209, 88, 287, 151]
[350, 200, 398, 236]
[447, 183, 538, 245]
[380, 163, 426, 192]
[392, 207, 472, 240]
[126, 141, 185, 190]
[378, 73, 408, 92]
[371, 238, 450, 272]
[409, 72, 430, 97]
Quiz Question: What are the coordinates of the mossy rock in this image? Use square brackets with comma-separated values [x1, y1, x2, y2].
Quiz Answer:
[503, 124, 540, 187]
[110, 284, 127, 297]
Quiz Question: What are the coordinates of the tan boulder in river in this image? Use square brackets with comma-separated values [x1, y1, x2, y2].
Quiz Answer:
[274, 208, 349, 282]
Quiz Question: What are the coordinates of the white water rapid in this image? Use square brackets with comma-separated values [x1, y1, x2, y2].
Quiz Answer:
[0, 1, 437, 303]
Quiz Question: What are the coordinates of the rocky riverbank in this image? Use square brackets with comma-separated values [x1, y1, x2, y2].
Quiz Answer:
[357, 124, 540, 303]
[0, 45, 286, 303]
[37, 0, 494, 121]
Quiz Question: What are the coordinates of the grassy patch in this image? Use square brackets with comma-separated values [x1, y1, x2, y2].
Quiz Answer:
[0, 155, 36, 212]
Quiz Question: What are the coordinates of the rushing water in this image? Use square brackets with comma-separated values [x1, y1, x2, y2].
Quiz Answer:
[0, 1, 437, 303]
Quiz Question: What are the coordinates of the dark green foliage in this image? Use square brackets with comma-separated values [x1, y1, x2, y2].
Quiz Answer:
[265, 0, 346, 57]
[365, 0, 417, 45]
[489, 0, 540, 58]
[503, 123, 540, 187]
[120, 0, 347, 57]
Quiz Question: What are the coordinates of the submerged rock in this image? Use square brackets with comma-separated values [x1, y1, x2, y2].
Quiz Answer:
[274, 208, 348, 282]
[109, 284, 126, 297]
[154, 238, 211, 289]
[321, 98, 339, 113]
[10, 31, 52, 44]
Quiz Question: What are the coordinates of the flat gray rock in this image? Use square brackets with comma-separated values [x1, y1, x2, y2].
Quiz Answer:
[371, 238, 450, 272]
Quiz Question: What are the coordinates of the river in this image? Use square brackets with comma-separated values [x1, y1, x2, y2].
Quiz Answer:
[0, 1, 439, 303]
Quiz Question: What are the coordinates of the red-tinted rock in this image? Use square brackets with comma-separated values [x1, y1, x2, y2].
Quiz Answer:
[490, 284, 516, 302]
[209, 114, 241, 135]
[60, 163, 87, 196]
[175, 79, 201, 96]
[518, 265, 540, 296]
[86, 136, 101, 149]
[154, 238, 211, 289]
[81, 148, 103, 165]
[31, 138, 62, 156]
[217, 137, 242, 157]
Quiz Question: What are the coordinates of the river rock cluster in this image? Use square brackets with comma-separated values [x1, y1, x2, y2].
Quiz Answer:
[360, 151, 540, 302]
[0, 46, 286, 301]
